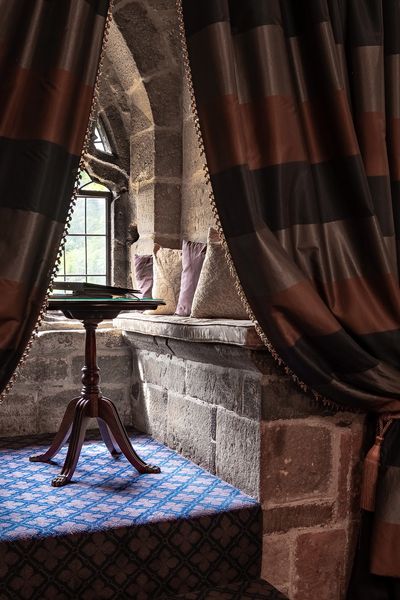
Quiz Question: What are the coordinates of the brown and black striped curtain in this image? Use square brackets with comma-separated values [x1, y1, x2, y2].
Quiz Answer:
[0, 0, 110, 394]
[181, 0, 400, 595]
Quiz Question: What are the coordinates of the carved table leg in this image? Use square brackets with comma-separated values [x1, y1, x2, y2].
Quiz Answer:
[98, 396, 160, 474]
[98, 418, 121, 457]
[29, 396, 81, 463]
[31, 314, 161, 486]
[52, 398, 90, 487]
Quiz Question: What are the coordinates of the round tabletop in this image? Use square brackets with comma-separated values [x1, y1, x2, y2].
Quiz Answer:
[47, 297, 165, 321]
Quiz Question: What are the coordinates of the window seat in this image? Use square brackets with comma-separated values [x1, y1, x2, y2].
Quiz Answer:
[113, 313, 263, 349]
[112, 312, 286, 498]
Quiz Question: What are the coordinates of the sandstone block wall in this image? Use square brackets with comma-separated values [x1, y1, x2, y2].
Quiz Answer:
[125, 331, 263, 497]
[122, 328, 365, 600]
[180, 78, 216, 242]
[112, 0, 184, 256]
[261, 415, 364, 599]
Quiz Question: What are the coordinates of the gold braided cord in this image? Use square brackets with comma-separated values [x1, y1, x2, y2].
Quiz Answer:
[0, 0, 116, 404]
[176, 0, 346, 413]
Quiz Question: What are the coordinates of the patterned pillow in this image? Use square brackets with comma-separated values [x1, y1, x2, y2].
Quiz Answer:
[134, 254, 153, 298]
[147, 245, 182, 315]
[191, 228, 248, 319]
[175, 240, 206, 316]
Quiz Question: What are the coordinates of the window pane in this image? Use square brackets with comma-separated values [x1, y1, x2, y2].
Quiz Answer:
[86, 198, 106, 234]
[79, 170, 92, 188]
[80, 181, 109, 192]
[87, 275, 107, 285]
[69, 199, 85, 234]
[65, 276, 86, 283]
[93, 123, 113, 155]
[78, 170, 109, 193]
[65, 236, 86, 275]
[86, 236, 106, 275]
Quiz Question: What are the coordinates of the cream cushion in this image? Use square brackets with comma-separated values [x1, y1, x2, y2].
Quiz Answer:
[147, 245, 182, 315]
[190, 228, 248, 319]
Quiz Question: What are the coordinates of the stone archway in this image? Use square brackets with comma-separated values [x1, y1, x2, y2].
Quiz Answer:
[86, 0, 214, 283]
[111, 0, 183, 255]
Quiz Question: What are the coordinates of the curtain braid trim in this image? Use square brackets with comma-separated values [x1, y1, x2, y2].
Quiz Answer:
[0, 0, 116, 404]
[175, 0, 350, 414]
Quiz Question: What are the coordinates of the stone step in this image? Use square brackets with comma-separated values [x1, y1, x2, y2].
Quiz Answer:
[0, 431, 265, 599]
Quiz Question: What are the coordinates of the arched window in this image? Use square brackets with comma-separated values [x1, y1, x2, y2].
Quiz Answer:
[93, 119, 113, 155]
[55, 171, 112, 285]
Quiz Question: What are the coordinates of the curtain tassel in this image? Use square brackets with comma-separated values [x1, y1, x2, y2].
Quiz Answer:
[360, 418, 392, 512]
[360, 433, 384, 512]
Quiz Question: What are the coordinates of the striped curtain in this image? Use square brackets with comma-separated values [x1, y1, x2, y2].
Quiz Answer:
[181, 0, 400, 592]
[0, 0, 110, 395]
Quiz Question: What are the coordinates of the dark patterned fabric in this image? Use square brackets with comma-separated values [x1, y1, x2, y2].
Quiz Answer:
[171, 578, 288, 599]
[181, 0, 400, 589]
[0, 432, 261, 599]
[0, 0, 109, 393]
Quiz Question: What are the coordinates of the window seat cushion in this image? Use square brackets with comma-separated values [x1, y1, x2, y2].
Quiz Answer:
[114, 313, 263, 348]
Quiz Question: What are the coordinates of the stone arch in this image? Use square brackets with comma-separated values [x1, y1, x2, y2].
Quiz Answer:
[86, 16, 156, 285]
[110, 0, 183, 255]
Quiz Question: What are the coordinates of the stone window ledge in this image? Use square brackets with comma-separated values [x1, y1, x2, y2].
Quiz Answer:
[113, 312, 263, 349]
[40, 316, 115, 331]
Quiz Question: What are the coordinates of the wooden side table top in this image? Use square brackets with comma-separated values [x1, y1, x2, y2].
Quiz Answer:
[47, 297, 165, 320]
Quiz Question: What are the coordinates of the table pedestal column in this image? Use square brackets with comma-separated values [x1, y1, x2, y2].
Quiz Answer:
[30, 318, 160, 487]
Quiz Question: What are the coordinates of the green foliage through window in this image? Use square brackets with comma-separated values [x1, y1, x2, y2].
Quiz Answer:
[55, 172, 110, 286]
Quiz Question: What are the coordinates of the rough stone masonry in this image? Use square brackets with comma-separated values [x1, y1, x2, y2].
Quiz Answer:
[3, 314, 365, 600]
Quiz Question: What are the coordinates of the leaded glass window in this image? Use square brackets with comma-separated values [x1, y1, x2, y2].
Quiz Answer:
[93, 120, 113, 155]
[55, 171, 111, 285]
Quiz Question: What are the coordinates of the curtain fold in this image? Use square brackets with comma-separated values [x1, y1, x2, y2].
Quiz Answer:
[0, 0, 110, 395]
[181, 0, 400, 593]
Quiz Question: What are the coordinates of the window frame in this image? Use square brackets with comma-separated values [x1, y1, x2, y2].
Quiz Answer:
[57, 187, 113, 286]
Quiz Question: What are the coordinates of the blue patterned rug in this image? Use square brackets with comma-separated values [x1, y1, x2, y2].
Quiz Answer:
[0, 431, 263, 599]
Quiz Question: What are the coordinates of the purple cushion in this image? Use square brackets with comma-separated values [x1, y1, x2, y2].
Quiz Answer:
[134, 255, 153, 298]
[175, 240, 206, 316]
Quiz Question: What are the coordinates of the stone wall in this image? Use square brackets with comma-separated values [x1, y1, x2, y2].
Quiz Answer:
[82, 0, 187, 288]
[1, 320, 365, 599]
[261, 414, 364, 599]
[125, 330, 263, 497]
[112, 0, 184, 256]
[120, 322, 365, 600]
[85, 2, 216, 290]
[1, 325, 132, 437]
[180, 78, 216, 242]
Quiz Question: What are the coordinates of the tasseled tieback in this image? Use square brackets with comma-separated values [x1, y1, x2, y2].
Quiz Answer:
[360, 415, 399, 512]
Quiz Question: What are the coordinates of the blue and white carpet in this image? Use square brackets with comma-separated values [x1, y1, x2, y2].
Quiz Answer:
[0, 431, 285, 599]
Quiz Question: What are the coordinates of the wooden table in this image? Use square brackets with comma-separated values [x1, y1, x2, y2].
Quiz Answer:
[30, 297, 164, 487]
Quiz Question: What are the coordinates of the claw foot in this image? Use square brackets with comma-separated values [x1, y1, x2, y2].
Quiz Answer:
[51, 475, 70, 487]
[142, 464, 161, 474]
[29, 454, 48, 463]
